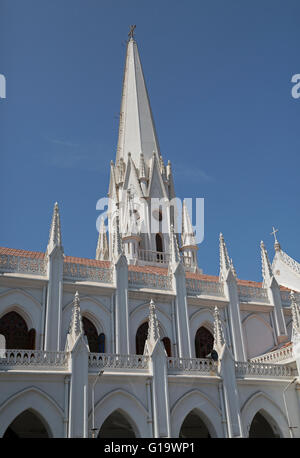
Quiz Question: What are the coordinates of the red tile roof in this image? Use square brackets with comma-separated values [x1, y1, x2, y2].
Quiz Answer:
[0, 246, 287, 288]
[0, 247, 45, 259]
[64, 256, 111, 269]
[128, 264, 169, 275]
[185, 272, 219, 282]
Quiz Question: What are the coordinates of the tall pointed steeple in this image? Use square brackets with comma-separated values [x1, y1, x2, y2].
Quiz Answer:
[260, 241, 274, 286]
[219, 233, 236, 281]
[116, 28, 161, 166]
[47, 202, 63, 254]
[96, 217, 109, 260]
[65, 291, 85, 351]
[181, 201, 196, 248]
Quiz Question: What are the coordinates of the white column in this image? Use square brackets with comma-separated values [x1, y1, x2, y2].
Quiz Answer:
[171, 263, 192, 358]
[44, 247, 64, 350]
[223, 273, 246, 361]
[68, 337, 89, 438]
[114, 253, 130, 353]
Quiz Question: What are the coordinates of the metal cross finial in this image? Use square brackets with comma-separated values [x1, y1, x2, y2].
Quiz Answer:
[270, 226, 279, 243]
[128, 25, 136, 39]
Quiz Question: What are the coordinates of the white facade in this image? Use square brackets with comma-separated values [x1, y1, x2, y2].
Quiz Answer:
[1, 33, 300, 438]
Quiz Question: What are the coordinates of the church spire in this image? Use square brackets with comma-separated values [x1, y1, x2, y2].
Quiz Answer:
[181, 201, 196, 248]
[47, 202, 63, 254]
[260, 240, 274, 285]
[96, 217, 109, 260]
[116, 26, 161, 167]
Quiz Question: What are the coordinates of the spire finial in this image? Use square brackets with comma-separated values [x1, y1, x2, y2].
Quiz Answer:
[219, 233, 231, 280]
[260, 240, 273, 285]
[69, 290, 84, 341]
[128, 24, 136, 40]
[47, 201, 63, 254]
[213, 306, 225, 350]
[144, 299, 161, 354]
[96, 217, 109, 260]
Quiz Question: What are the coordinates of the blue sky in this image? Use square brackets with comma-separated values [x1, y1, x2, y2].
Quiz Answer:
[1, 0, 299, 281]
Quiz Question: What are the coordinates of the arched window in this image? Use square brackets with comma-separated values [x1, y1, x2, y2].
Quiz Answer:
[98, 410, 136, 438]
[136, 322, 148, 355]
[3, 410, 50, 438]
[162, 337, 172, 357]
[82, 317, 101, 353]
[98, 333, 105, 353]
[0, 311, 35, 349]
[249, 412, 279, 438]
[195, 327, 214, 358]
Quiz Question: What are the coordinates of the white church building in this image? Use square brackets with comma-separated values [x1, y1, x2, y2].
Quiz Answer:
[1, 29, 300, 438]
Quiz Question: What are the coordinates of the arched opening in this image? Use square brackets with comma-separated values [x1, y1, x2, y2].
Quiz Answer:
[136, 322, 171, 356]
[249, 411, 280, 438]
[3, 410, 50, 438]
[179, 410, 211, 438]
[195, 326, 214, 358]
[136, 322, 148, 355]
[0, 311, 35, 349]
[82, 316, 105, 353]
[98, 410, 136, 438]
[162, 337, 172, 357]
[99, 333, 105, 353]
[156, 233, 163, 261]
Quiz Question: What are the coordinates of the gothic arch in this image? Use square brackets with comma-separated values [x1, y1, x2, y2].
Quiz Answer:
[242, 314, 275, 359]
[0, 289, 41, 332]
[195, 326, 214, 358]
[62, 296, 111, 351]
[130, 302, 172, 354]
[0, 311, 36, 349]
[0, 387, 64, 438]
[240, 391, 289, 438]
[90, 389, 149, 438]
[171, 389, 223, 438]
[190, 309, 219, 358]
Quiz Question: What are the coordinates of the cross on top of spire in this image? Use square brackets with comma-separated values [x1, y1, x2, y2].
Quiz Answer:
[128, 25, 136, 40]
[270, 226, 279, 244]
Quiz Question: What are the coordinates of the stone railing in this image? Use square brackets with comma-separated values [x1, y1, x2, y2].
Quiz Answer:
[186, 278, 224, 297]
[167, 357, 218, 374]
[235, 361, 295, 378]
[238, 285, 269, 304]
[88, 353, 150, 370]
[250, 345, 294, 364]
[128, 270, 172, 290]
[63, 262, 113, 284]
[0, 350, 69, 370]
[138, 249, 170, 264]
[0, 254, 47, 276]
